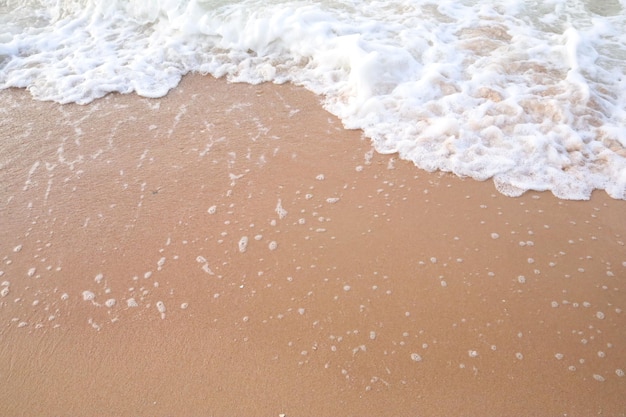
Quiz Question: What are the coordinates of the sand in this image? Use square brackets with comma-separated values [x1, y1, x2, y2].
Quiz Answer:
[1, 74, 625, 416]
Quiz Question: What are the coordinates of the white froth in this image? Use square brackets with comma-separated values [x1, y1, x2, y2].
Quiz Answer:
[1, 0, 626, 199]
[156, 301, 166, 319]
[238, 236, 249, 253]
[275, 199, 288, 219]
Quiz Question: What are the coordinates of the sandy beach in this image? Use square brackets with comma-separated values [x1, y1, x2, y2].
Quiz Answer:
[1, 74, 625, 416]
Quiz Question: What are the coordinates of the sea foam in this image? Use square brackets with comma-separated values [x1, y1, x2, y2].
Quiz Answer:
[1, 0, 625, 199]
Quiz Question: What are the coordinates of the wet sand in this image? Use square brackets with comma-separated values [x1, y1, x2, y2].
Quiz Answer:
[1, 74, 625, 416]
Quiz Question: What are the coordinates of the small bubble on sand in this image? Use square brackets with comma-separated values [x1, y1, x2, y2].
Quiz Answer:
[180, 303, 188, 309]
[316, 174, 325, 180]
[144, 271, 152, 279]
[13, 245, 22, 252]
[596, 311, 605, 320]
[440, 280, 447, 287]
[61, 293, 69, 300]
[597, 351, 606, 358]
[0, 287, 9, 298]
[95, 273, 103, 283]
[298, 308, 305, 315]
[515, 352, 524, 360]
[238, 236, 249, 253]
[105, 298, 116, 308]
[517, 275, 526, 284]
[82, 291, 95, 301]
[254, 234, 263, 241]
[275, 199, 288, 219]
[593, 374, 605, 382]
[555, 353, 564, 360]
[268, 241, 278, 251]
[27, 267, 36, 277]
[326, 197, 340, 204]
[616, 369, 625, 377]
[430, 257, 437, 264]
[551, 301, 559, 308]
[343, 285, 351, 291]
[127, 298, 138, 307]
[207, 205, 217, 214]
[156, 301, 166, 318]
[410, 353, 422, 362]
[468, 350, 479, 358]
[369, 331, 377, 340]
[490, 233, 499, 239]
[157, 257, 166, 270]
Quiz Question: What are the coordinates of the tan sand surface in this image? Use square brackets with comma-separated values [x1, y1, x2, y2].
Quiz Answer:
[1, 75, 625, 416]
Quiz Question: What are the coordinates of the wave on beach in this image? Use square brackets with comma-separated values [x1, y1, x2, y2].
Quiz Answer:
[1, 0, 625, 199]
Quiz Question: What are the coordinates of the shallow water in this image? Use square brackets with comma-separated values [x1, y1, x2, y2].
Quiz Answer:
[1, 0, 626, 199]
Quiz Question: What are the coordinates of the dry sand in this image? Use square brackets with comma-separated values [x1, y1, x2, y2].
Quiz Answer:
[1, 75, 625, 416]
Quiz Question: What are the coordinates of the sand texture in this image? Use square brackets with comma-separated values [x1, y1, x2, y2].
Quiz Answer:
[1, 75, 625, 416]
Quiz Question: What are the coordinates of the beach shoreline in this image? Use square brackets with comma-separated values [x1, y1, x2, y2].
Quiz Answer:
[1, 74, 625, 416]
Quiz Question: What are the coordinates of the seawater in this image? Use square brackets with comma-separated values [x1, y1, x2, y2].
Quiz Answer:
[1, 0, 625, 199]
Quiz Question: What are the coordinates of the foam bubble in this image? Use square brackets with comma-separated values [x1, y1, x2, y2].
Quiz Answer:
[275, 199, 288, 219]
[238, 236, 249, 253]
[2, 0, 625, 199]
[410, 353, 422, 362]
[156, 301, 166, 318]
[82, 291, 95, 301]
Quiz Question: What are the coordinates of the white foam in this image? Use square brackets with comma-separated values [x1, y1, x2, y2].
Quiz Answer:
[238, 236, 249, 253]
[2, 0, 625, 199]
[275, 199, 288, 219]
[156, 300, 166, 319]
